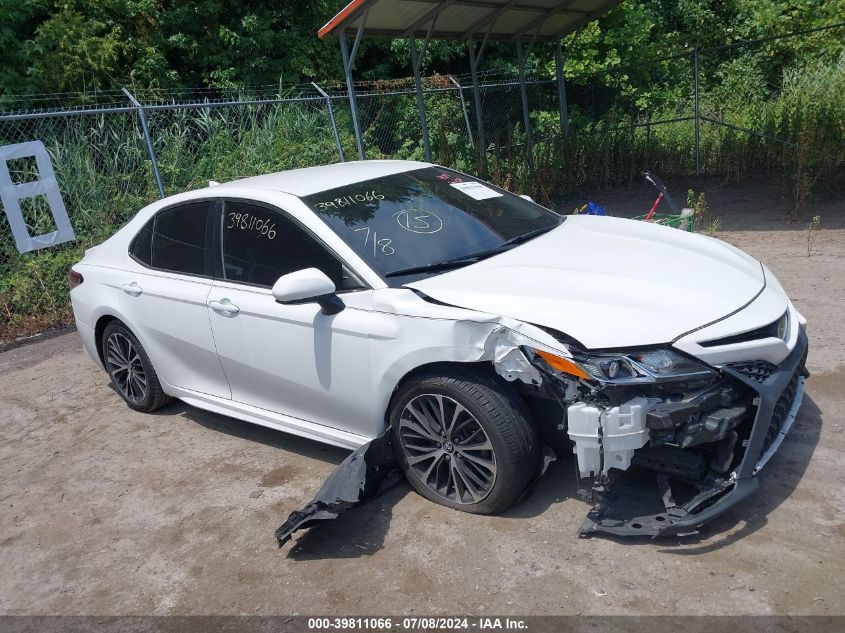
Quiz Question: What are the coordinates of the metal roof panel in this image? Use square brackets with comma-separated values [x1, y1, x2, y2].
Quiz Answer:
[318, 0, 622, 41]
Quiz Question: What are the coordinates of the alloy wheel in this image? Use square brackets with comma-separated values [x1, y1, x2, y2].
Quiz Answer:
[398, 393, 497, 504]
[105, 332, 148, 403]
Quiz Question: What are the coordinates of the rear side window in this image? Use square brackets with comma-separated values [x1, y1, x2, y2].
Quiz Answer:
[129, 202, 215, 276]
[129, 220, 153, 266]
[150, 202, 213, 276]
[222, 201, 344, 288]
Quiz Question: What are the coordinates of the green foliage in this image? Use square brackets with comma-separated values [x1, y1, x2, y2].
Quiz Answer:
[1, 0, 351, 96]
[686, 188, 710, 232]
[807, 214, 821, 256]
[0, 102, 352, 338]
[3, 0, 843, 99]
[1, 0, 844, 341]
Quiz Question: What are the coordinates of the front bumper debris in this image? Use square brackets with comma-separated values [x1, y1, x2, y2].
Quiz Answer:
[579, 327, 809, 538]
[275, 435, 556, 547]
[275, 429, 399, 547]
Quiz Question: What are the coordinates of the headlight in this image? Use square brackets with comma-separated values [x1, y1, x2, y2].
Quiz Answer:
[530, 347, 717, 384]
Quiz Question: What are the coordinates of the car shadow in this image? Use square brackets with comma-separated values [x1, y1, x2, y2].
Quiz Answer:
[285, 480, 411, 561]
[130, 386, 821, 558]
[155, 398, 350, 466]
[502, 456, 581, 519]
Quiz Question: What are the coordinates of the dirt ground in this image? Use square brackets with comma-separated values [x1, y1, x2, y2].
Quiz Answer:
[1, 179, 843, 616]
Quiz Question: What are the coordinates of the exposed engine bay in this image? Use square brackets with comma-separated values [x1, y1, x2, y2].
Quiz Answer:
[516, 328, 809, 537]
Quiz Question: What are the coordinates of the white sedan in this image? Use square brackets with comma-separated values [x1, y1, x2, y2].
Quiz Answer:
[69, 160, 808, 537]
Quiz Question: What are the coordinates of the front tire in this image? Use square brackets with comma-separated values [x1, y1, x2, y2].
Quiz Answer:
[102, 321, 171, 413]
[389, 367, 539, 515]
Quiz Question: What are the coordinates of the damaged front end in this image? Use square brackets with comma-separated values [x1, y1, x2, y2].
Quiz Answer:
[521, 327, 809, 538]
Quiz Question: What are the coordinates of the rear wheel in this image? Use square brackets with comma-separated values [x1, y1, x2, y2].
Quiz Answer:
[102, 321, 171, 412]
[390, 367, 539, 514]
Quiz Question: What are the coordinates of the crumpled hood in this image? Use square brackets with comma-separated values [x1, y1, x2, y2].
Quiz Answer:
[408, 215, 764, 349]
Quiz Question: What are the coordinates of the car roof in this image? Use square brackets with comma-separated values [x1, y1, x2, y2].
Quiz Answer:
[213, 159, 432, 197]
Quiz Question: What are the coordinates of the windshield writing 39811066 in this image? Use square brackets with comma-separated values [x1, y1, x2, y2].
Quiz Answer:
[315, 191, 384, 211]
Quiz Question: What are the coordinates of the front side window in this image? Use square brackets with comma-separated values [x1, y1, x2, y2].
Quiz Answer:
[150, 202, 213, 276]
[221, 201, 349, 288]
[300, 166, 562, 283]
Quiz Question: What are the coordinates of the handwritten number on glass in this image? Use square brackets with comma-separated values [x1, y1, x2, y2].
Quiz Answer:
[393, 209, 442, 234]
[227, 212, 276, 239]
[354, 227, 394, 256]
[316, 190, 385, 211]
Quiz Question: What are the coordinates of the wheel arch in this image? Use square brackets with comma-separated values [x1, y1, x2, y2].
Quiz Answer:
[93, 313, 145, 368]
[384, 360, 520, 424]
[94, 315, 118, 366]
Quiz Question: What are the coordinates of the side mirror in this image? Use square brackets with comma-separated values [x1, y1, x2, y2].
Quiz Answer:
[271, 268, 344, 315]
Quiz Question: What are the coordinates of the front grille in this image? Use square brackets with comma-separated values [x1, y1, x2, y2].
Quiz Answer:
[760, 366, 802, 457]
[727, 360, 777, 383]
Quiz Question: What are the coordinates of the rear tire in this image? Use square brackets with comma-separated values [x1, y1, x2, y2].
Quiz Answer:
[389, 366, 539, 515]
[101, 321, 171, 413]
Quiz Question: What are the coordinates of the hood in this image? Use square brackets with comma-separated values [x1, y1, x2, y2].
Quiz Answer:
[407, 215, 764, 349]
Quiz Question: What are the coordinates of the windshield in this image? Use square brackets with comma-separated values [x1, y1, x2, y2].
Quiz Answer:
[301, 167, 562, 283]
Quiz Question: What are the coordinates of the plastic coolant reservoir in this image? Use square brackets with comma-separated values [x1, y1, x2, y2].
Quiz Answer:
[567, 397, 660, 478]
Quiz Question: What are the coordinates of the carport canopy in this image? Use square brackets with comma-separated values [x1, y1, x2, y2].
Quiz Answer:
[318, 0, 622, 42]
[318, 0, 623, 169]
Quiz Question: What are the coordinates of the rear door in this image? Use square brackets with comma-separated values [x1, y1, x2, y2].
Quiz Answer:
[120, 200, 231, 399]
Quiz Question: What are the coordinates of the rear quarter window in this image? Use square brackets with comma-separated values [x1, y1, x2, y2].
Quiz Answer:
[129, 219, 153, 266]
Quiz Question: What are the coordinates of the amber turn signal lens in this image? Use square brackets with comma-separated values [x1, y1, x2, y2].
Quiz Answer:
[534, 350, 592, 380]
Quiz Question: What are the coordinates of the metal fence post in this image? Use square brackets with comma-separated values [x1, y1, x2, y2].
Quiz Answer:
[312, 82, 345, 162]
[448, 75, 475, 150]
[694, 45, 701, 176]
[516, 39, 533, 171]
[123, 87, 165, 198]
[410, 34, 432, 162]
[468, 39, 488, 177]
[554, 40, 569, 137]
[339, 16, 368, 161]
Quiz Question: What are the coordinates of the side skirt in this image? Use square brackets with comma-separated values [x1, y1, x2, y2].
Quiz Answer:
[163, 384, 373, 450]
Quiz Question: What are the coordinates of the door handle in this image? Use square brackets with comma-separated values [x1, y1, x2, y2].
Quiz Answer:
[208, 299, 240, 315]
[121, 283, 142, 297]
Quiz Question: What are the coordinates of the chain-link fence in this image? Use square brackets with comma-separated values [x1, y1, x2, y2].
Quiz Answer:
[1, 24, 844, 338]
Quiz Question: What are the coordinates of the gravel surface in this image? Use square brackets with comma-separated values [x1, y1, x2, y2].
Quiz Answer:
[1, 181, 843, 615]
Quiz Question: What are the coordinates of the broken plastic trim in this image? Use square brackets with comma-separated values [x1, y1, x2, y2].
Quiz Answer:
[275, 428, 399, 547]
[275, 435, 558, 547]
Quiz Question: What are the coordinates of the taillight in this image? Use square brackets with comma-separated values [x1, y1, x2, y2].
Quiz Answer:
[68, 268, 84, 290]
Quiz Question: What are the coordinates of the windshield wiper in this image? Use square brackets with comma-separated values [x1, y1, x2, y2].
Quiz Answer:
[384, 254, 482, 278]
[384, 224, 559, 279]
[500, 224, 557, 248]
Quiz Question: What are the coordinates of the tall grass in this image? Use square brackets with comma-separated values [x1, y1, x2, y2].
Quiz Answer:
[0, 102, 350, 340]
[1, 54, 843, 341]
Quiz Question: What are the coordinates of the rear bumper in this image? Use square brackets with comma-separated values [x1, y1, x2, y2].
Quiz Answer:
[75, 319, 103, 370]
[581, 326, 808, 537]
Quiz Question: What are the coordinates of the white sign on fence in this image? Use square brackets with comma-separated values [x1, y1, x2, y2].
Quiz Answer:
[0, 140, 75, 253]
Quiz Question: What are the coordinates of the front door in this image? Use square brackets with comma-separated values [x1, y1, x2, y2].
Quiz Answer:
[206, 200, 376, 437]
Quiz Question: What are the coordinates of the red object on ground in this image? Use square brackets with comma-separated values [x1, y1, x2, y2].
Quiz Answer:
[645, 193, 664, 221]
